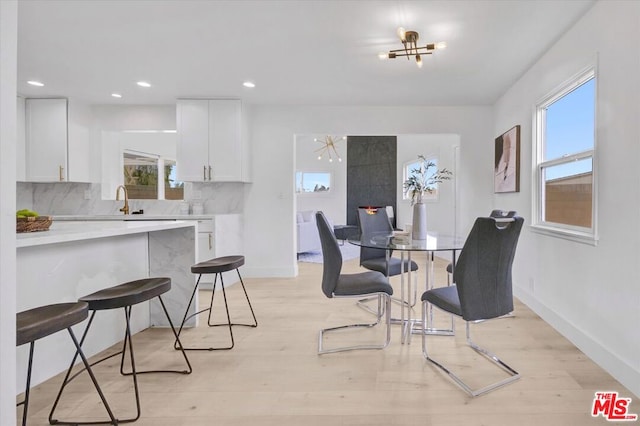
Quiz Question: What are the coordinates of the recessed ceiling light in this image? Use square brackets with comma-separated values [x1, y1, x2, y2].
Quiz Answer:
[137, 81, 151, 88]
[111, 93, 122, 98]
[243, 81, 255, 88]
[27, 80, 44, 87]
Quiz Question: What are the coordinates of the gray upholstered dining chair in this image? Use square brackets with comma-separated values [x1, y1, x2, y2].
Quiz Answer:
[315, 211, 393, 354]
[356, 207, 419, 312]
[422, 215, 524, 397]
[357, 207, 419, 277]
[445, 209, 517, 284]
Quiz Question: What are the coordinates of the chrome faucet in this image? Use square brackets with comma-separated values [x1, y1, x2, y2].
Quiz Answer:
[116, 185, 130, 215]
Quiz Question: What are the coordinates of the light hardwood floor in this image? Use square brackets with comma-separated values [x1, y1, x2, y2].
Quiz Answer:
[19, 255, 634, 425]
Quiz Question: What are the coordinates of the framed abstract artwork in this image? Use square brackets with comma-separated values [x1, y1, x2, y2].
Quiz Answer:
[494, 125, 520, 193]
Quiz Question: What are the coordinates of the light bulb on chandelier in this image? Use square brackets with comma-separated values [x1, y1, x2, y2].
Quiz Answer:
[397, 27, 406, 41]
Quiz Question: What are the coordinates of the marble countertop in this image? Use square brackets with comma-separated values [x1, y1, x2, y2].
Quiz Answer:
[53, 214, 217, 221]
[17, 220, 196, 248]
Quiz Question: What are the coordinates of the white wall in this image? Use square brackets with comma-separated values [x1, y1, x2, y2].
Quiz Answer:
[243, 105, 493, 278]
[16, 96, 25, 180]
[67, 98, 92, 182]
[0, 2, 18, 424]
[295, 133, 460, 238]
[295, 133, 461, 233]
[101, 131, 178, 200]
[396, 134, 460, 237]
[120, 132, 177, 158]
[295, 134, 347, 225]
[493, 0, 640, 397]
[89, 105, 176, 183]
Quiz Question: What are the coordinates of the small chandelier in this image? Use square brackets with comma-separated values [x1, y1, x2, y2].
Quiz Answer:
[314, 135, 345, 162]
[379, 27, 446, 68]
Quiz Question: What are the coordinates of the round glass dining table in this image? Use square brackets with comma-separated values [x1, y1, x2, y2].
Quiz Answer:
[348, 231, 466, 343]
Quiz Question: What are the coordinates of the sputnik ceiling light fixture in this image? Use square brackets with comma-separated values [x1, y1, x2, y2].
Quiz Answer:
[314, 135, 346, 162]
[379, 27, 446, 68]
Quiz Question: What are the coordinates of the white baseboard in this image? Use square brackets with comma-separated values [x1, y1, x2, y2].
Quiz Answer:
[514, 287, 639, 398]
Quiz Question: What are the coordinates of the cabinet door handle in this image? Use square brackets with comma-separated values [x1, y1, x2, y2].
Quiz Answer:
[208, 165, 212, 181]
[59, 165, 64, 181]
[203, 165, 207, 181]
[208, 233, 212, 250]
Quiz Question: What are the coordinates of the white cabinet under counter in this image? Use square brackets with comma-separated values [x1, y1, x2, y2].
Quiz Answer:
[16, 220, 198, 390]
[197, 219, 215, 283]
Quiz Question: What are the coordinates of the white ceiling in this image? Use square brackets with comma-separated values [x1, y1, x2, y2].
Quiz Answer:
[17, 0, 595, 106]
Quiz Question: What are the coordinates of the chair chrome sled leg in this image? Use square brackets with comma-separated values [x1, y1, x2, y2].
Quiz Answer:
[319, 293, 392, 355]
[421, 304, 520, 397]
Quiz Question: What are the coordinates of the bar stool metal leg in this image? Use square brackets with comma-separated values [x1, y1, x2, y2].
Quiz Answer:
[17, 303, 116, 425]
[18, 342, 35, 426]
[49, 312, 97, 424]
[121, 296, 192, 374]
[210, 272, 235, 349]
[175, 255, 258, 351]
[50, 291, 191, 424]
[174, 259, 258, 351]
[175, 272, 235, 350]
[207, 269, 257, 328]
[174, 274, 208, 350]
[47, 326, 119, 425]
[49, 310, 134, 425]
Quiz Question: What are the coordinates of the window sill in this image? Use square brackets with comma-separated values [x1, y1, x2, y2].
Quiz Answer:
[530, 223, 598, 246]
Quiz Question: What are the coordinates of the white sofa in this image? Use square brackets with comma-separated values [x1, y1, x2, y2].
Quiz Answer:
[296, 210, 322, 254]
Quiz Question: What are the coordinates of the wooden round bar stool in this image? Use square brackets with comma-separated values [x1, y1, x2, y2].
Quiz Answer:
[17, 302, 117, 426]
[49, 277, 192, 425]
[176, 255, 257, 351]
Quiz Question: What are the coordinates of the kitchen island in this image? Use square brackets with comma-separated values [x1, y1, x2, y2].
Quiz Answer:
[16, 220, 197, 390]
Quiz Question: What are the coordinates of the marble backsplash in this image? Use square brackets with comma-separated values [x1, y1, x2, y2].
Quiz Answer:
[17, 181, 245, 216]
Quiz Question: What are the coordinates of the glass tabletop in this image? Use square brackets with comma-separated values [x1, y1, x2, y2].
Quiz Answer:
[348, 231, 465, 252]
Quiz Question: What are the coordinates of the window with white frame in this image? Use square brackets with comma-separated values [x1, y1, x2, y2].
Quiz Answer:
[533, 67, 596, 242]
[403, 155, 440, 201]
[123, 150, 184, 200]
[295, 171, 332, 194]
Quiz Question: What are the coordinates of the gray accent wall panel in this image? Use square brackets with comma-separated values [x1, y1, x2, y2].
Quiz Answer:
[346, 136, 397, 226]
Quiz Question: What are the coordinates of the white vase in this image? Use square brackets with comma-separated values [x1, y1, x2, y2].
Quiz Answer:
[412, 201, 427, 240]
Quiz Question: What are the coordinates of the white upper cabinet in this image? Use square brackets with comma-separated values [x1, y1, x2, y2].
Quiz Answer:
[25, 98, 68, 182]
[23, 98, 91, 182]
[208, 99, 242, 181]
[176, 99, 210, 182]
[176, 99, 248, 182]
